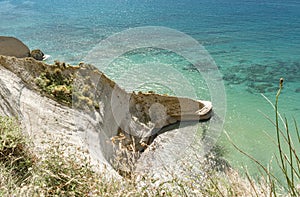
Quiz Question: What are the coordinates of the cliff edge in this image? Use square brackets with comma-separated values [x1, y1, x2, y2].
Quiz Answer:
[0, 55, 212, 176]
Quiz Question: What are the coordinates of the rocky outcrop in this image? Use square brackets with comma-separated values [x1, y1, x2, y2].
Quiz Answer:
[0, 36, 30, 58]
[0, 36, 46, 61]
[30, 49, 44, 61]
[0, 55, 212, 177]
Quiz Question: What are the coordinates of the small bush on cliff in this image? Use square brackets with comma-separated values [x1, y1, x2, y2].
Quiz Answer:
[35, 61, 99, 110]
[35, 62, 74, 105]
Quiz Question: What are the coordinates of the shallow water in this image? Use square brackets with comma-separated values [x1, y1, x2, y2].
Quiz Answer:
[1, 0, 299, 178]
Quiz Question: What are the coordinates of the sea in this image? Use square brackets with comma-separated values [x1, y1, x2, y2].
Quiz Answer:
[1, 0, 299, 180]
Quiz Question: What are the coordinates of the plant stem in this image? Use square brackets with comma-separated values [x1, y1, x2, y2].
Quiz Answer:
[275, 79, 286, 175]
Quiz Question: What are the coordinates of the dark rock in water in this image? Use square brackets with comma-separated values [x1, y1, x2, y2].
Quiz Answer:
[0, 36, 30, 58]
[296, 88, 300, 93]
[30, 49, 44, 61]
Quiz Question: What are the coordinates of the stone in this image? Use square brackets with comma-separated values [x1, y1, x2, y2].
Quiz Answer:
[0, 36, 30, 58]
[30, 49, 44, 61]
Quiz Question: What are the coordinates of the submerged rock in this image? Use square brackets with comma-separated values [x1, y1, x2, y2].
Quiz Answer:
[0, 55, 213, 177]
[0, 36, 30, 58]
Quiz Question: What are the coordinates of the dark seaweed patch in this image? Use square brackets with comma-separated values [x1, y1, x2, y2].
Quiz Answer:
[221, 60, 300, 94]
[222, 73, 246, 85]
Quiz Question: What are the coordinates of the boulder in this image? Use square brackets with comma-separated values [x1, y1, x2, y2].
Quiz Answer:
[30, 49, 44, 61]
[0, 36, 30, 58]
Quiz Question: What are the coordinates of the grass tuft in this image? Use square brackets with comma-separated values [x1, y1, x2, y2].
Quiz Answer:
[0, 117, 36, 186]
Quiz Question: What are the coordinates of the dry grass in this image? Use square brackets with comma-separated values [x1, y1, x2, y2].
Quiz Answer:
[1, 116, 268, 197]
[1, 77, 299, 197]
[0, 118, 288, 196]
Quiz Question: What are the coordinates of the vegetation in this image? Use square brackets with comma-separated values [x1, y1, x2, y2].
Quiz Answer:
[0, 116, 265, 196]
[226, 78, 300, 196]
[0, 78, 299, 196]
[0, 117, 36, 187]
[0, 116, 136, 196]
[269, 78, 299, 196]
[35, 61, 99, 110]
[35, 61, 74, 105]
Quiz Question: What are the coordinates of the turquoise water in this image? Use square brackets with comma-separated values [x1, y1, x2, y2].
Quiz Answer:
[1, 0, 299, 178]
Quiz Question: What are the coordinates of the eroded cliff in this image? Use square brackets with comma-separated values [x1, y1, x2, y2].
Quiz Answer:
[0, 55, 212, 176]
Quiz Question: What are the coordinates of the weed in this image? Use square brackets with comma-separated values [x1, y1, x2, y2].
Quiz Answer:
[226, 78, 300, 196]
[0, 117, 36, 185]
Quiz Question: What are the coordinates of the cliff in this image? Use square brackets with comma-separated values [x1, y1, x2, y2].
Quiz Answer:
[0, 55, 212, 176]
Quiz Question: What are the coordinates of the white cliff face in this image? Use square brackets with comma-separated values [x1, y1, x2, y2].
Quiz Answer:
[0, 55, 212, 177]
[0, 57, 117, 176]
